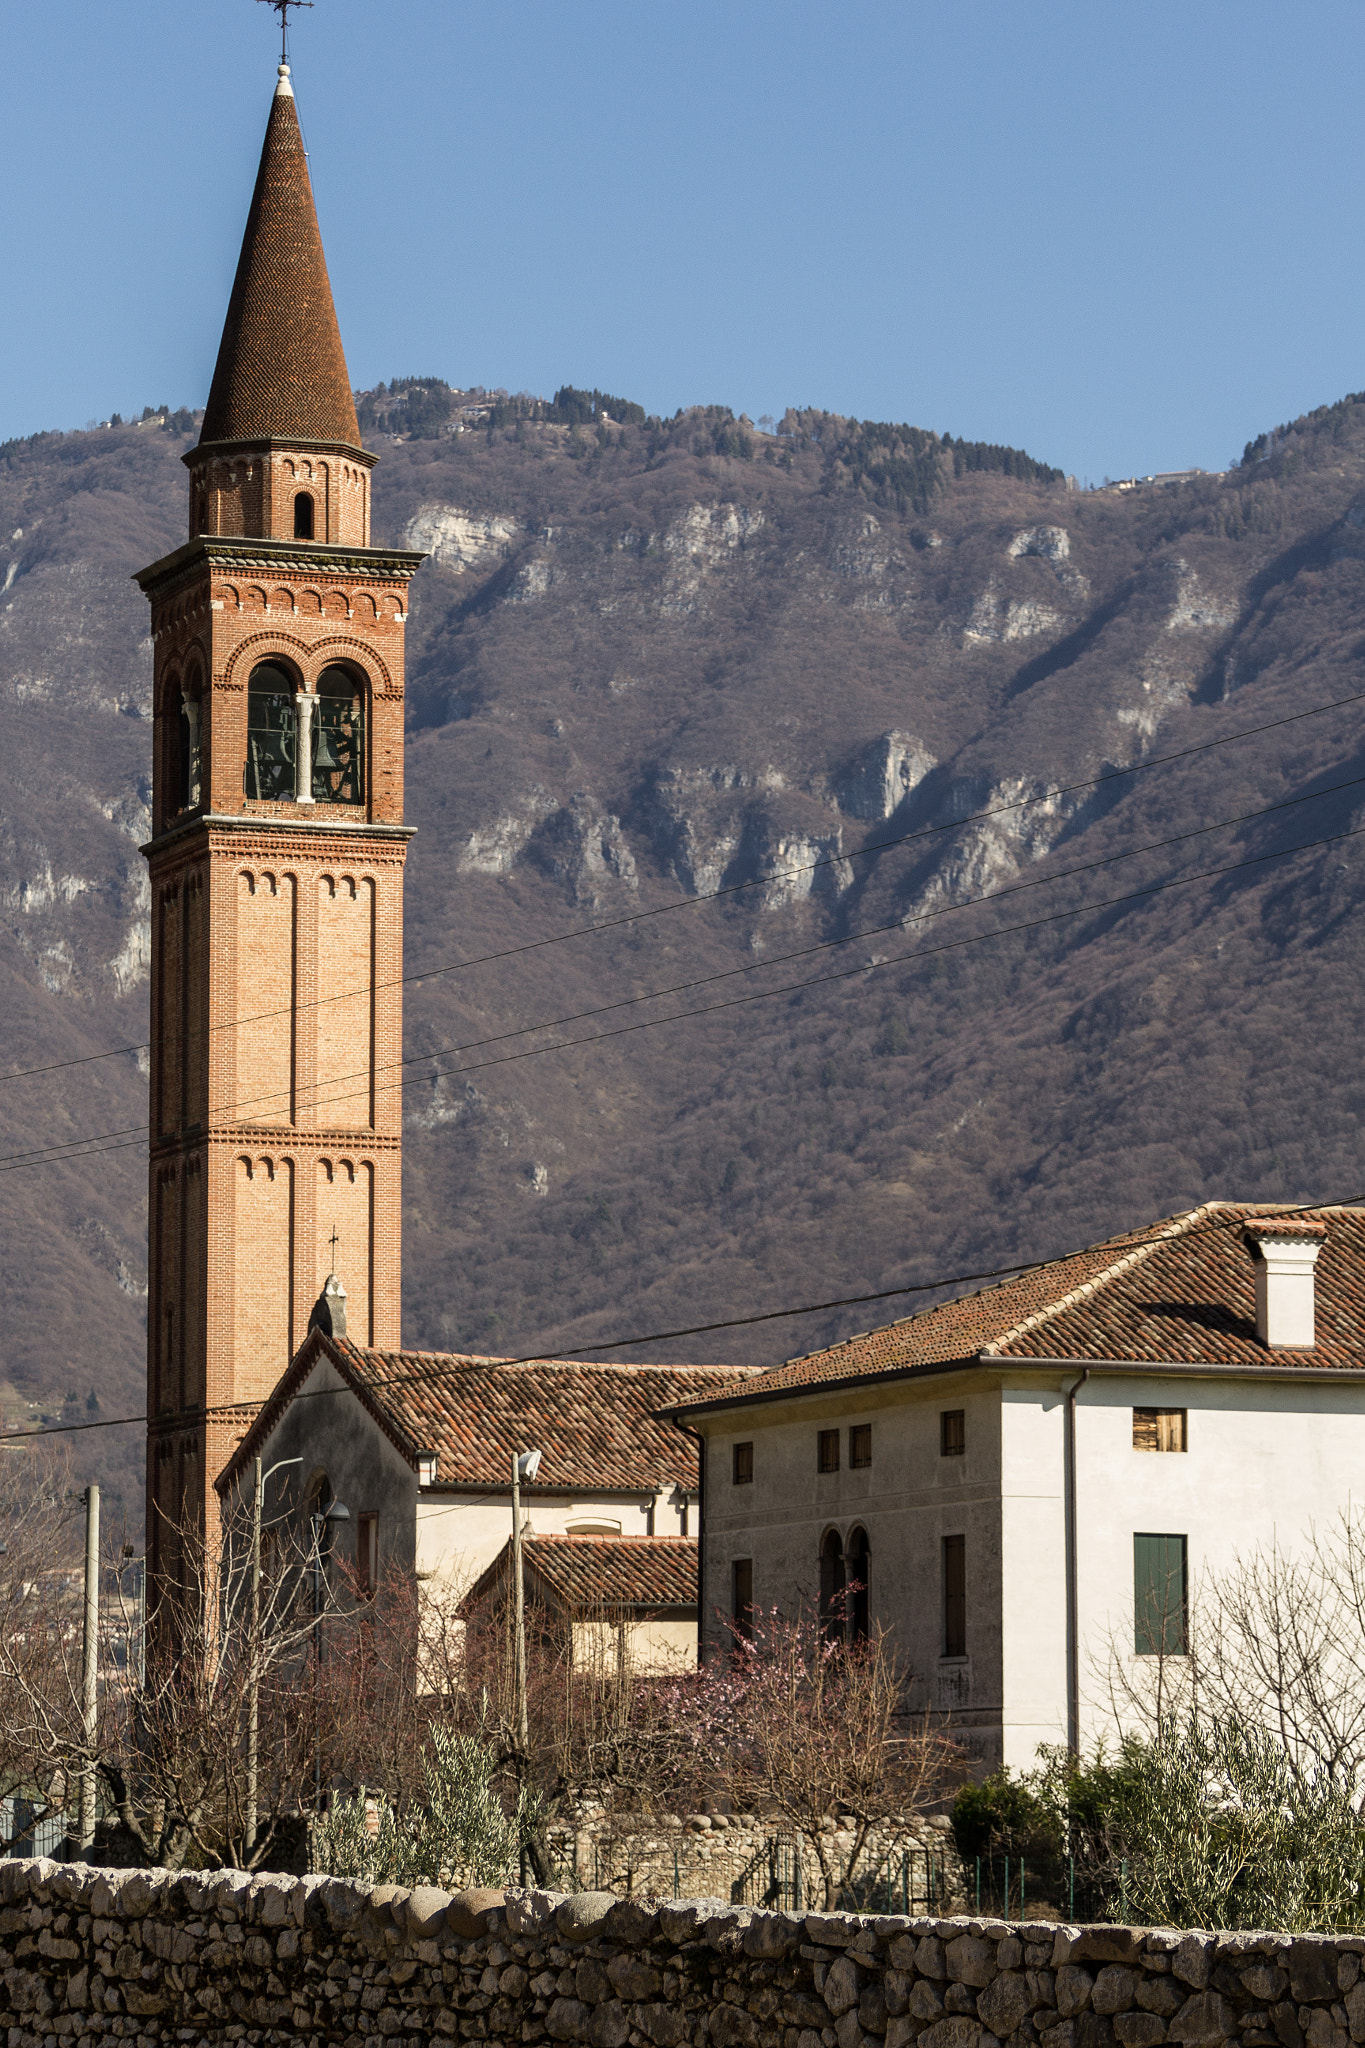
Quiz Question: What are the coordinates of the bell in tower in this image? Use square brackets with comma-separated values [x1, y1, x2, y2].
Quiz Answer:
[133, 43, 424, 1583]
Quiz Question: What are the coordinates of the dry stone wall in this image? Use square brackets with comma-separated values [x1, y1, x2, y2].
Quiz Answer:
[3, 1858, 1365, 2048]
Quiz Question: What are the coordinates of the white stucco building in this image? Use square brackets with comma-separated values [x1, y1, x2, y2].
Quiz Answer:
[670, 1203, 1364, 1770]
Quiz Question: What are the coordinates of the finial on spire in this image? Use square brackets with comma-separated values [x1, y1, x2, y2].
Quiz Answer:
[257, 0, 313, 68]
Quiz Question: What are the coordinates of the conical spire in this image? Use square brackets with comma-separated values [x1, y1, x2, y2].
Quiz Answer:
[199, 64, 361, 449]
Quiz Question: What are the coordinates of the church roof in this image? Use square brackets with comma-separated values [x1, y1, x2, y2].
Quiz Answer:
[215, 1330, 759, 1496]
[199, 66, 361, 450]
[461, 1534, 698, 1617]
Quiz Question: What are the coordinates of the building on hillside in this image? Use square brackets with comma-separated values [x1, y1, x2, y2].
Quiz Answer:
[669, 1203, 1365, 1771]
[215, 1312, 754, 1622]
[460, 1533, 699, 1674]
[133, 55, 423, 1581]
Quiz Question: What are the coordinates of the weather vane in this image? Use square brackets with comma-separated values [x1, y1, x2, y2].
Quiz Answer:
[328, 1224, 340, 1267]
[258, 0, 313, 66]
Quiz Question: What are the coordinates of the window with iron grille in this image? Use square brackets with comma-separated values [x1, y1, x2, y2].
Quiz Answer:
[312, 665, 365, 805]
[732, 1441, 753, 1485]
[818, 1428, 840, 1473]
[849, 1423, 872, 1469]
[941, 1409, 965, 1456]
[243, 661, 296, 800]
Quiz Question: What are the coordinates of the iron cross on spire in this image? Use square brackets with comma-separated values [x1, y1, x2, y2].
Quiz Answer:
[328, 1225, 340, 1268]
[257, 0, 313, 65]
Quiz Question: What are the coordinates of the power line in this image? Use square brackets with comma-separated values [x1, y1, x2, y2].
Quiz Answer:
[1, 771, 1360, 1168]
[2, 802, 1365, 1179]
[5, 679, 1364, 1087]
[3, 1195, 1358, 1448]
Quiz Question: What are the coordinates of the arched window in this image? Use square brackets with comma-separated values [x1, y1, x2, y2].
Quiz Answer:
[819, 1528, 845, 1645]
[294, 491, 315, 540]
[312, 664, 365, 805]
[177, 672, 203, 813]
[244, 662, 297, 801]
[847, 1527, 870, 1644]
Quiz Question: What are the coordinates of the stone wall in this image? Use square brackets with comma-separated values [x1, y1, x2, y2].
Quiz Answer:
[553, 1812, 957, 1908]
[3, 1857, 1365, 2048]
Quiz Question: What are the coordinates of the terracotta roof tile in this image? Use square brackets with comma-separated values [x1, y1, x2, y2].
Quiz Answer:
[463, 1534, 698, 1615]
[200, 76, 361, 449]
[674, 1204, 1365, 1414]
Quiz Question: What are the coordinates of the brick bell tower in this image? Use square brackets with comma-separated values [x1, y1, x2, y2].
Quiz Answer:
[134, 57, 422, 1574]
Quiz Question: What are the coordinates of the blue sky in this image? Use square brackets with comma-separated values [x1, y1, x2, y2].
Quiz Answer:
[5, 0, 1363, 482]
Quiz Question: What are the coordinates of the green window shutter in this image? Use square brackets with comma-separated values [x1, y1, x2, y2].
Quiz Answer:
[1134, 1533, 1188, 1654]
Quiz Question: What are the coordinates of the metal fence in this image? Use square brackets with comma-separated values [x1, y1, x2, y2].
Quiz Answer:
[729, 1836, 952, 1915]
[0, 1798, 67, 1859]
[966, 1852, 1117, 1923]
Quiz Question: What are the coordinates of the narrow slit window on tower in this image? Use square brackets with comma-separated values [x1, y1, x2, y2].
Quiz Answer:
[312, 664, 365, 805]
[942, 1533, 966, 1657]
[243, 662, 296, 801]
[293, 491, 315, 540]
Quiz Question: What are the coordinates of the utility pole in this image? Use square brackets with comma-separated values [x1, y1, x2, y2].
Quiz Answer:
[79, 1484, 99, 1854]
[247, 1455, 263, 1860]
[511, 1452, 529, 1758]
[246, 1455, 301, 1861]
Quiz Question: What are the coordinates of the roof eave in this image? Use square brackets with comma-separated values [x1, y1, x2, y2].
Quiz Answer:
[669, 1340, 1365, 1422]
[134, 535, 426, 595]
[185, 435, 378, 470]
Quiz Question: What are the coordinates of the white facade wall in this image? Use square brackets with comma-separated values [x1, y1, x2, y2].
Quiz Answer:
[1068, 1370, 1365, 1755]
[698, 1372, 1008, 1763]
[700, 1364, 1365, 1776]
[415, 1489, 688, 1598]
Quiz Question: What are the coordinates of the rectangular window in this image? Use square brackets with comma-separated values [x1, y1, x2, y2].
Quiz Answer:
[732, 1557, 754, 1637]
[1134, 1533, 1188, 1655]
[941, 1409, 965, 1457]
[849, 1423, 872, 1469]
[1133, 1408, 1187, 1453]
[357, 1512, 378, 1598]
[732, 1441, 754, 1485]
[942, 1534, 966, 1657]
[818, 1429, 840, 1473]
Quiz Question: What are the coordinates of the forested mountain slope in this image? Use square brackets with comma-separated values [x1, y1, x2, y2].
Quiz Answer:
[2, 388, 1363, 1522]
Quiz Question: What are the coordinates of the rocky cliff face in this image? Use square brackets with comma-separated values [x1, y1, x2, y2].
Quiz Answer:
[3, 392, 1365, 1520]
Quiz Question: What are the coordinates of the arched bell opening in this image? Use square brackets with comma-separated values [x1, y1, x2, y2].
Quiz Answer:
[293, 491, 315, 540]
[243, 660, 299, 801]
[819, 1527, 846, 1646]
[311, 663, 365, 805]
[847, 1525, 870, 1644]
[178, 665, 204, 813]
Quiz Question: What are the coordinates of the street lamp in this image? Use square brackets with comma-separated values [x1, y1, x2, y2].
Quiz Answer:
[246, 1455, 302, 1859]
[311, 1495, 350, 1808]
[510, 1449, 542, 1766]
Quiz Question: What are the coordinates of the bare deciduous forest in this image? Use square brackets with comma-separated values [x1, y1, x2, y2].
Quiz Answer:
[3, 385, 1365, 1528]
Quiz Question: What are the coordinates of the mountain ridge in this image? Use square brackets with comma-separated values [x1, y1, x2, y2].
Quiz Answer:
[3, 383, 1365, 1528]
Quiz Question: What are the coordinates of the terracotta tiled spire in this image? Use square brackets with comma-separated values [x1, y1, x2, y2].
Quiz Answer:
[199, 64, 361, 449]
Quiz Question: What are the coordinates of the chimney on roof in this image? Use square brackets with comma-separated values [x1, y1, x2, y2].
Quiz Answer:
[1244, 1219, 1327, 1348]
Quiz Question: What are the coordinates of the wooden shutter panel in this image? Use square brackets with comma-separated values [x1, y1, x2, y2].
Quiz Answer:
[1134, 1532, 1187, 1653]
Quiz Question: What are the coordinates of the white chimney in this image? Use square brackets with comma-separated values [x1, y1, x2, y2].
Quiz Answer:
[1245, 1220, 1326, 1348]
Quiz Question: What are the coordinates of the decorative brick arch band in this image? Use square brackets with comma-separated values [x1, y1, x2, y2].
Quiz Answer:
[219, 628, 393, 697]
